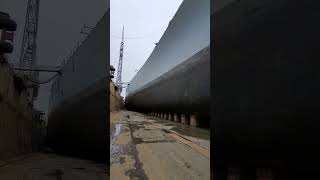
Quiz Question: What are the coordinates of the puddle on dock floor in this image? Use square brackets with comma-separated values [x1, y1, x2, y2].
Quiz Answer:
[110, 123, 123, 164]
[114, 124, 122, 137]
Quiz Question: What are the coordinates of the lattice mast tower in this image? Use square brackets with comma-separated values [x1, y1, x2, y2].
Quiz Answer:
[116, 26, 124, 93]
[19, 0, 40, 101]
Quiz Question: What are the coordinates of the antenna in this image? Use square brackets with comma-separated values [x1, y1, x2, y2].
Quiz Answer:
[116, 26, 124, 93]
[19, 0, 40, 102]
[20, 0, 40, 71]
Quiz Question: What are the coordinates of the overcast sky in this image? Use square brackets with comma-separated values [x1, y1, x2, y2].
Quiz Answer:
[110, 0, 183, 97]
[1, 0, 107, 114]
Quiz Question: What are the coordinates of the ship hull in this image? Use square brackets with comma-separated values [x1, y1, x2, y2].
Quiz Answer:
[213, 0, 320, 170]
[126, 46, 210, 127]
[125, 0, 210, 127]
[47, 79, 108, 162]
[47, 10, 109, 162]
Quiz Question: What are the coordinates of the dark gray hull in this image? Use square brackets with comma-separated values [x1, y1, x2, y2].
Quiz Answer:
[214, 0, 320, 170]
[125, 0, 210, 127]
[47, 79, 108, 162]
[47, 10, 109, 162]
[126, 46, 210, 126]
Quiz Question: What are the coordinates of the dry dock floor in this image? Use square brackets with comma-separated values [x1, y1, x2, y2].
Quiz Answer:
[110, 110, 210, 180]
[0, 153, 108, 180]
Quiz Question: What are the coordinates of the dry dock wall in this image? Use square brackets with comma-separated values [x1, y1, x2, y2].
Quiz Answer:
[110, 81, 123, 112]
[0, 62, 32, 161]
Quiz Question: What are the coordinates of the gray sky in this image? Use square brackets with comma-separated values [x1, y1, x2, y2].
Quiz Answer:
[2, 0, 107, 114]
[110, 0, 183, 97]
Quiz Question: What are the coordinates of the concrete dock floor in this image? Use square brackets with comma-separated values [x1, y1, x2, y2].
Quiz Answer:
[110, 110, 210, 180]
[0, 153, 108, 180]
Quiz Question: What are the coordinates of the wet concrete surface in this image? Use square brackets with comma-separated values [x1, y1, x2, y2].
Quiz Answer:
[110, 112, 148, 180]
[0, 153, 108, 180]
[110, 110, 210, 180]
